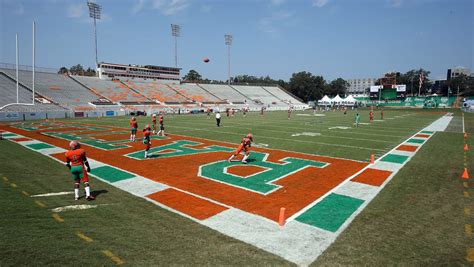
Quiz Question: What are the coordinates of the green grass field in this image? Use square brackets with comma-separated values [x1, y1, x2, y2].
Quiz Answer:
[1, 108, 473, 265]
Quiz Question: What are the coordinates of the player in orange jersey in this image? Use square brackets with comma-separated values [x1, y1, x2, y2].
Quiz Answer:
[143, 124, 152, 158]
[381, 108, 384, 120]
[152, 114, 157, 134]
[369, 110, 374, 122]
[228, 133, 253, 164]
[65, 141, 94, 201]
[157, 114, 165, 136]
[130, 117, 138, 141]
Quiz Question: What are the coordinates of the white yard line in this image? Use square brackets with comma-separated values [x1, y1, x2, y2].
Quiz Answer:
[31, 192, 73, 197]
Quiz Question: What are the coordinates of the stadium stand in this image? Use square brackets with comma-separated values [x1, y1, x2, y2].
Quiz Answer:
[0, 72, 66, 112]
[169, 83, 222, 103]
[262, 86, 303, 104]
[231, 85, 283, 106]
[124, 79, 189, 103]
[198, 84, 251, 103]
[1, 68, 101, 110]
[73, 76, 149, 103]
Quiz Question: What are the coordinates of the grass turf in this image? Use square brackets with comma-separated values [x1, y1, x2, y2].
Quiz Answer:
[1, 108, 470, 265]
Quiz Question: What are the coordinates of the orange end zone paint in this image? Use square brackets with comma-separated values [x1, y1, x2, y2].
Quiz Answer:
[11, 137, 33, 142]
[3, 122, 367, 223]
[396, 145, 418, 152]
[414, 134, 430, 138]
[147, 188, 228, 220]
[351, 168, 392, 187]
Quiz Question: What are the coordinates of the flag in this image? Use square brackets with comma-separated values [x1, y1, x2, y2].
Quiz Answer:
[419, 72, 424, 90]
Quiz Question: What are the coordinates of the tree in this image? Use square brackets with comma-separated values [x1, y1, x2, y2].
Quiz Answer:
[85, 67, 96, 77]
[326, 78, 349, 97]
[287, 71, 326, 102]
[69, 64, 85, 75]
[58, 67, 68, 74]
[399, 69, 432, 96]
[183, 69, 202, 82]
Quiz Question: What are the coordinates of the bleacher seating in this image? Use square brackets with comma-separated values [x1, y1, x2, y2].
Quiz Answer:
[262, 86, 302, 104]
[231, 85, 283, 106]
[198, 84, 249, 103]
[124, 79, 189, 103]
[0, 72, 65, 111]
[170, 83, 222, 103]
[74, 76, 148, 103]
[1, 69, 100, 110]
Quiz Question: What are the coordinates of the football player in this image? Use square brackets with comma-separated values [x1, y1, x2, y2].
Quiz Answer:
[143, 124, 152, 158]
[65, 141, 94, 201]
[228, 133, 253, 164]
[130, 117, 138, 141]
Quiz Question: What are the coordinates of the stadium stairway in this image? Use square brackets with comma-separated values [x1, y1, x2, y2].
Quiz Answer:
[164, 84, 194, 102]
[195, 84, 225, 102]
[68, 75, 113, 102]
[228, 85, 254, 103]
[118, 80, 155, 102]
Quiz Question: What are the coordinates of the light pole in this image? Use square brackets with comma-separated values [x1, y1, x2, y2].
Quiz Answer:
[87, 1, 101, 68]
[225, 34, 232, 85]
[171, 24, 180, 68]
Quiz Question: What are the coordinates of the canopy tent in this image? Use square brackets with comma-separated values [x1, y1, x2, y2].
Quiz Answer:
[332, 95, 343, 103]
[343, 95, 356, 103]
[318, 95, 332, 104]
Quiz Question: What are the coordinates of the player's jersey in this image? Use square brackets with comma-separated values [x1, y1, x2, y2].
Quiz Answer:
[143, 130, 151, 144]
[241, 137, 251, 148]
[130, 120, 138, 129]
[159, 116, 164, 124]
[152, 118, 156, 124]
[65, 149, 87, 166]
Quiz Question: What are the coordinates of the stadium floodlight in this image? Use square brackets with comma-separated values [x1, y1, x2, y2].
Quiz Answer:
[225, 34, 232, 85]
[171, 24, 181, 68]
[87, 1, 101, 68]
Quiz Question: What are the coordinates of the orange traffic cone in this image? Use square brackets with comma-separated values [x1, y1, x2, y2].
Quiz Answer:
[370, 154, 375, 164]
[465, 132, 468, 139]
[465, 144, 470, 151]
[462, 168, 470, 179]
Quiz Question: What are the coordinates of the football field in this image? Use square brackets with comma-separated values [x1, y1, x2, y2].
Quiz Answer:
[1, 108, 473, 265]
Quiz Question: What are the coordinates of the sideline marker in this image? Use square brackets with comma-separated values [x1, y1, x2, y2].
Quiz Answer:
[462, 168, 470, 179]
[465, 144, 470, 151]
[278, 207, 286, 227]
[370, 154, 375, 164]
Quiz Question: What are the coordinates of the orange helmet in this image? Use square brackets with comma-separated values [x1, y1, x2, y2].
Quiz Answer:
[69, 140, 80, 149]
[132, 117, 136, 121]
[246, 133, 253, 141]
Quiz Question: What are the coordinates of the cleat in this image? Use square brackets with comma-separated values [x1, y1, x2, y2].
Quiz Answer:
[75, 197, 79, 201]
[86, 196, 95, 201]
[242, 160, 248, 164]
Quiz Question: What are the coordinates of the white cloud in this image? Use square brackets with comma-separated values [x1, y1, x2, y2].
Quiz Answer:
[312, 0, 329, 8]
[389, 0, 403, 7]
[152, 0, 190, 16]
[200, 4, 212, 13]
[67, 3, 85, 18]
[258, 11, 293, 34]
[270, 0, 286, 6]
[132, 0, 147, 14]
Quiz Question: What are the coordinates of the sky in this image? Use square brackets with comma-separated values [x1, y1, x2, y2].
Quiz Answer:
[1, 0, 473, 82]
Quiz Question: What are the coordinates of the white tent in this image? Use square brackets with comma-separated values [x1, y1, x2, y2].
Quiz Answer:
[343, 95, 356, 103]
[318, 95, 332, 105]
[332, 95, 342, 103]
